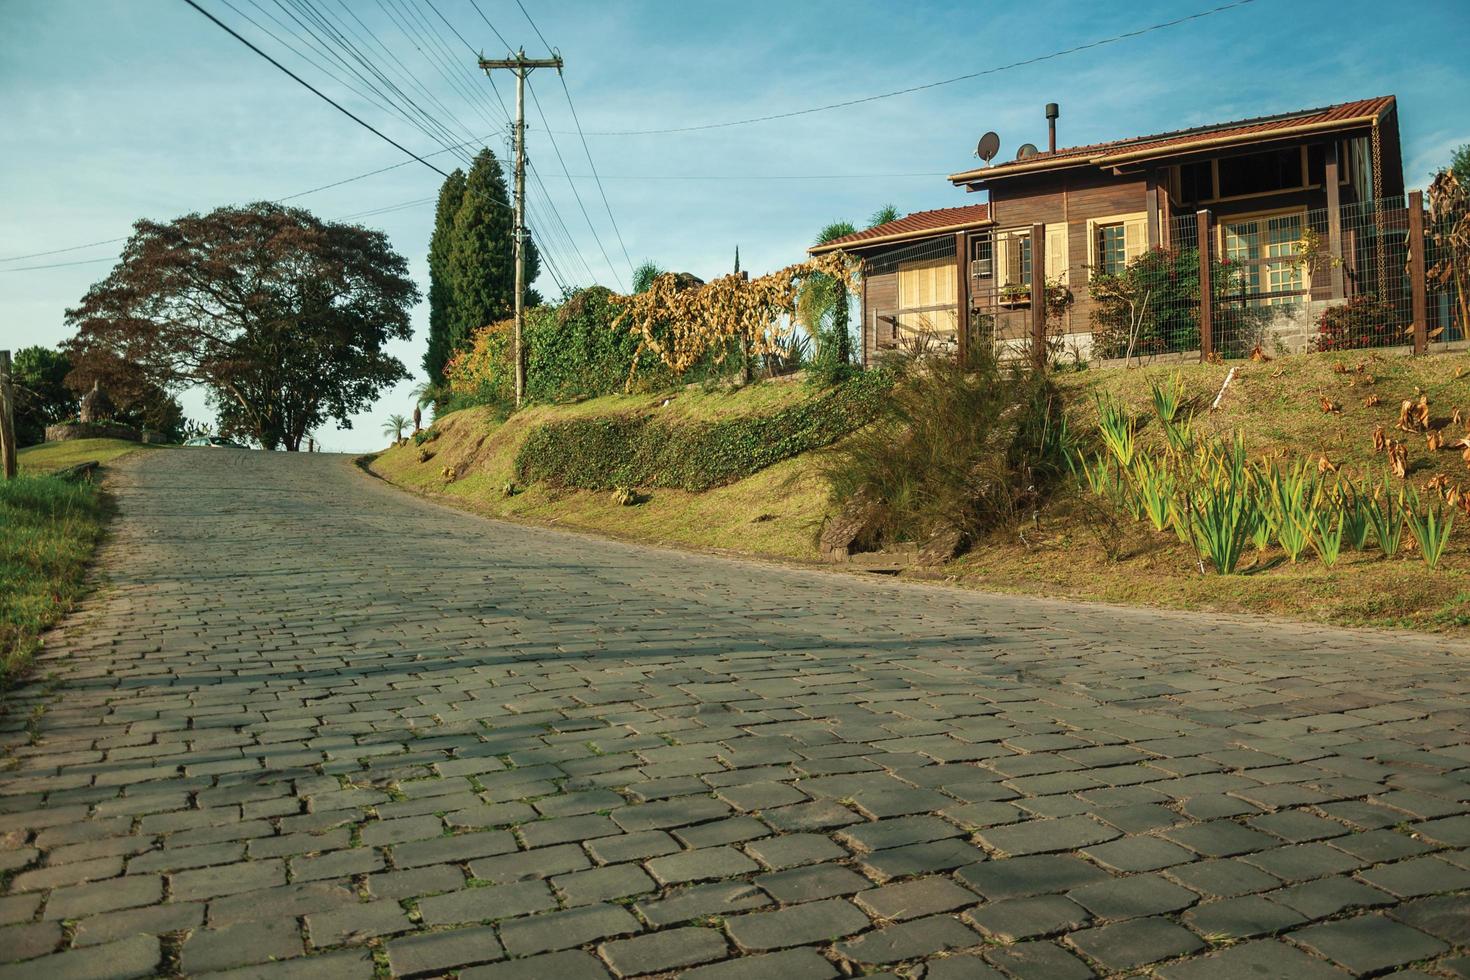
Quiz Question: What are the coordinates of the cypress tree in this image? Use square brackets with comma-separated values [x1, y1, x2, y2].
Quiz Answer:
[444, 148, 544, 361]
[423, 168, 466, 382]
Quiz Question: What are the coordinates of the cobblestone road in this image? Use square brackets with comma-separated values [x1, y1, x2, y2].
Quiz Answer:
[2, 448, 1469, 978]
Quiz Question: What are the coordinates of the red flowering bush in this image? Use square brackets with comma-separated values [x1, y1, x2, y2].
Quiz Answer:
[1311, 295, 1402, 352]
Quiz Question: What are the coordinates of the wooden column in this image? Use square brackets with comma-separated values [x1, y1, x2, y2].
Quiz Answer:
[1324, 142, 1345, 299]
[1030, 223, 1047, 369]
[1197, 210, 1214, 362]
[1145, 169, 1162, 247]
[954, 231, 969, 365]
[1409, 189, 1428, 354]
[0, 351, 16, 481]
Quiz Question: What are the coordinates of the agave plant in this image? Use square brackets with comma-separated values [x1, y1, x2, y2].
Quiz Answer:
[1310, 510, 1345, 567]
[1150, 372, 1187, 424]
[1128, 454, 1174, 531]
[1161, 412, 1195, 455]
[1367, 480, 1406, 558]
[1095, 394, 1136, 468]
[1337, 479, 1373, 551]
[1405, 489, 1455, 570]
[1264, 460, 1318, 563]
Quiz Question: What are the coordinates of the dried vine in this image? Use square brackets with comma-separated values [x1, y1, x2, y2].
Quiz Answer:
[611, 252, 861, 388]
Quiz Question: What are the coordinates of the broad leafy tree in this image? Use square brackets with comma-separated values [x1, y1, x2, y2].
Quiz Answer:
[11, 346, 77, 446]
[424, 167, 466, 384]
[65, 202, 417, 451]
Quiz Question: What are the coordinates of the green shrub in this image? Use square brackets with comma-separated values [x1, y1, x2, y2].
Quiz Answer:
[515, 371, 893, 492]
[525, 286, 661, 402]
[820, 347, 1072, 547]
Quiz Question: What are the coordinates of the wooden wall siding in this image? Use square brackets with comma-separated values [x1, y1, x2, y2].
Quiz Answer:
[988, 170, 1150, 332]
[863, 269, 899, 363]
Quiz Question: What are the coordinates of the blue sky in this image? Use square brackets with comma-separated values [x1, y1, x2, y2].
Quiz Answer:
[3, 0, 1467, 451]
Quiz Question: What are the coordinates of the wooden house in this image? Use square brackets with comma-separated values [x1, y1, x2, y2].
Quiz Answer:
[815, 95, 1406, 362]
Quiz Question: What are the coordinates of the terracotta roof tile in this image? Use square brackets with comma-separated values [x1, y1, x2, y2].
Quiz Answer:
[809, 204, 990, 253]
[953, 95, 1395, 183]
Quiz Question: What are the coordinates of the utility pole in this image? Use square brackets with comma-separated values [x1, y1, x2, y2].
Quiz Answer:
[0, 351, 16, 480]
[479, 48, 563, 408]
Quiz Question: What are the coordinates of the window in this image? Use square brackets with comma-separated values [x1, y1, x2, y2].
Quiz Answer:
[1221, 210, 1306, 306]
[896, 257, 958, 339]
[1177, 160, 1214, 205]
[1217, 147, 1305, 199]
[971, 235, 994, 279]
[1087, 212, 1147, 277]
[1095, 223, 1127, 275]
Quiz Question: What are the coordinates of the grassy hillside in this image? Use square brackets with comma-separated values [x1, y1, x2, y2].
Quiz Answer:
[19, 437, 159, 474]
[372, 353, 1470, 632]
[370, 378, 834, 559]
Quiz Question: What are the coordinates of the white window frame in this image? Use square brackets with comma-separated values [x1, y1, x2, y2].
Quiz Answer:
[1086, 211, 1148, 276]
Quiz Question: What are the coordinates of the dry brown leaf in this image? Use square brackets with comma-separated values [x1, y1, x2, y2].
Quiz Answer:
[1425, 473, 1450, 492]
[1249, 345, 1271, 363]
[1364, 374, 1376, 385]
[1332, 362, 1349, 374]
[1457, 365, 1466, 379]
[1449, 485, 1464, 508]
[1355, 361, 1367, 374]
[1372, 424, 1388, 453]
[1388, 441, 1408, 478]
[1416, 395, 1431, 428]
[1363, 393, 1381, 407]
[1455, 408, 1464, 426]
[1320, 396, 1341, 414]
[1428, 430, 1445, 452]
[1318, 455, 1338, 474]
[1270, 368, 1285, 379]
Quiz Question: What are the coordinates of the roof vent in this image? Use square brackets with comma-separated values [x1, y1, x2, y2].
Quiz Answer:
[1045, 102, 1059, 152]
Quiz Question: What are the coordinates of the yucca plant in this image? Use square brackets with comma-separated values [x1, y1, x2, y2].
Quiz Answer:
[1311, 510, 1345, 567]
[1264, 460, 1318, 563]
[1095, 394, 1136, 468]
[1405, 489, 1455, 570]
[1150, 372, 1187, 424]
[1190, 483, 1256, 574]
[1078, 452, 1113, 498]
[1338, 479, 1373, 551]
[1367, 480, 1406, 558]
[1129, 455, 1174, 531]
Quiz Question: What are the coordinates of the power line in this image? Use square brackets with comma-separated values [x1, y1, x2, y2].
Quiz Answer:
[513, 0, 635, 281]
[178, 0, 450, 176]
[569, 0, 1259, 136]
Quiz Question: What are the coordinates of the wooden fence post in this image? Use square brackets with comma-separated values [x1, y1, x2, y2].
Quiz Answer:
[1030, 222, 1046, 370]
[954, 231, 969, 366]
[1197, 210, 1214, 362]
[1409, 189, 1428, 355]
[0, 350, 16, 480]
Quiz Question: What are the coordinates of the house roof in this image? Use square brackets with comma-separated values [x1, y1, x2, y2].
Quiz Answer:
[808, 203, 991, 254]
[949, 95, 1396, 185]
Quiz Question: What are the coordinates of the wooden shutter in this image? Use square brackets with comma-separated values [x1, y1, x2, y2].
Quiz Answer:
[1123, 215, 1149, 262]
[1044, 224, 1068, 284]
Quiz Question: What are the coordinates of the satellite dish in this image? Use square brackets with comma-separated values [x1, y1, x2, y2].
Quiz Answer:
[1016, 143, 1039, 160]
[975, 131, 1000, 163]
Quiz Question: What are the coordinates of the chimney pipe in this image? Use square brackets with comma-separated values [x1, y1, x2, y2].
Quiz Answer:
[1045, 103, 1059, 152]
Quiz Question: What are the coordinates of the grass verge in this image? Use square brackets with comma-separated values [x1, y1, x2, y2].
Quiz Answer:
[0, 438, 155, 689]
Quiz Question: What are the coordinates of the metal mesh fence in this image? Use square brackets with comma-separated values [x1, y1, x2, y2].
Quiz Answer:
[863, 236, 963, 359]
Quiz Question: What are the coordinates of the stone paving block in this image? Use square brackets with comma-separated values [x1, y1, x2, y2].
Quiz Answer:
[1164, 821, 1277, 858]
[1289, 913, 1448, 974]
[587, 830, 681, 865]
[207, 880, 360, 926]
[0, 893, 41, 927]
[860, 839, 987, 882]
[1388, 894, 1470, 945]
[386, 925, 504, 976]
[599, 926, 728, 976]
[416, 880, 556, 926]
[836, 815, 960, 853]
[1358, 855, 1470, 897]
[1269, 875, 1395, 919]
[10, 856, 123, 893]
[611, 798, 732, 833]
[680, 946, 838, 980]
[291, 846, 384, 882]
[759, 800, 862, 833]
[170, 859, 284, 902]
[181, 917, 303, 974]
[467, 843, 590, 884]
[635, 879, 770, 927]
[1328, 827, 1431, 863]
[674, 817, 771, 849]
[1067, 915, 1205, 971]
[0, 920, 62, 962]
[70, 901, 204, 947]
[976, 815, 1118, 857]
[725, 897, 870, 951]
[0, 933, 160, 980]
[392, 830, 517, 869]
[957, 854, 1110, 899]
[305, 898, 414, 946]
[520, 814, 620, 848]
[1081, 835, 1195, 872]
[965, 894, 1090, 942]
[743, 833, 846, 870]
[853, 876, 977, 921]
[498, 903, 642, 957]
[1241, 843, 1363, 882]
[43, 873, 162, 920]
[554, 863, 657, 906]
[835, 913, 980, 965]
[365, 863, 464, 900]
[1069, 871, 1199, 920]
[1247, 810, 1349, 843]
[982, 940, 1095, 980]
[756, 863, 872, 904]
[1412, 813, 1470, 846]
[1184, 894, 1307, 939]
[460, 949, 611, 980]
[645, 845, 759, 886]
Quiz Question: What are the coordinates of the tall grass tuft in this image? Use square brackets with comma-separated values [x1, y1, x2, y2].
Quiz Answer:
[1150, 372, 1187, 424]
[1095, 394, 1136, 469]
[1405, 489, 1455, 570]
[822, 345, 1073, 551]
[1367, 480, 1406, 558]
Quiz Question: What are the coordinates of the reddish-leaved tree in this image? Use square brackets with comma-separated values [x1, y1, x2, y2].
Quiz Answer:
[65, 202, 418, 450]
